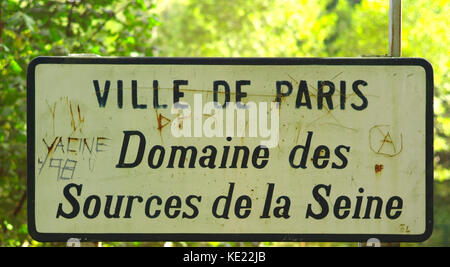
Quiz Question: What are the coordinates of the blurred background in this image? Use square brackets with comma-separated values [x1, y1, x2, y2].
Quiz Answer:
[0, 0, 448, 247]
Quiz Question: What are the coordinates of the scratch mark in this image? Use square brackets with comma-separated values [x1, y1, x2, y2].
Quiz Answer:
[330, 71, 344, 81]
[155, 109, 171, 143]
[77, 105, 85, 134]
[295, 123, 302, 144]
[39, 137, 60, 175]
[369, 125, 403, 157]
[46, 100, 56, 136]
[69, 102, 76, 133]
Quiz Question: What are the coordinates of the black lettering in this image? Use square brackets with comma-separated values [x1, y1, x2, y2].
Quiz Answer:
[132, 80, 147, 109]
[167, 146, 197, 168]
[296, 80, 312, 109]
[352, 188, 364, 219]
[104, 195, 125, 218]
[56, 183, 82, 219]
[165, 196, 181, 219]
[230, 146, 249, 168]
[199, 145, 217, 168]
[351, 80, 368, 111]
[153, 80, 167, 109]
[363, 196, 383, 219]
[273, 196, 291, 219]
[124, 195, 143, 218]
[312, 145, 330, 169]
[260, 183, 274, 219]
[276, 81, 293, 103]
[93, 80, 110, 108]
[334, 196, 351, 219]
[386, 196, 403, 219]
[234, 195, 252, 219]
[318, 81, 335, 110]
[219, 138, 232, 168]
[252, 146, 269, 169]
[212, 183, 234, 219]
[116, 131, 146, 168]
[236, 80, 250, 109]
[213, 80, 231, 108]
[145, 196, 162, 218]
[117, 80, 123, 109]
[306, 184, 330, 219]
[339, 81, 346, 110]
[83, 195, 101, 219]
[332, 145, 350, 169]
[148, 145, 165, 169]
[289, 131, 313, 169]
[183, 195, 202, 219]
[173, 80, 189, 108]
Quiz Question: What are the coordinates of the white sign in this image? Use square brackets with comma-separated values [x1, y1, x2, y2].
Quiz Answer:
[27, 57, 433, 242]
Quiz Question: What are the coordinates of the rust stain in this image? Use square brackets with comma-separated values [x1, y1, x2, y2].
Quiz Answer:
[46, 100, 56, 136]
[43, 136, 59, 157]
[155, 109, 171, 142]
[375, 164, 384, 174]
[77, 105, 85, 126]
[69, 102, 76, 132]
[157, 113, 171, 132]
[67, 137, 79, 155]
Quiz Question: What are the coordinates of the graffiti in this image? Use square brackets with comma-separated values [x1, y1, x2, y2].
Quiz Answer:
[369, 125, 403, 157]
[39, 99, 109, 180]
[37, 136, 110, 180]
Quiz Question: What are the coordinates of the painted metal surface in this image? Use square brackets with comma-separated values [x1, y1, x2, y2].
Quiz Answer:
[27, 57, 433, 242]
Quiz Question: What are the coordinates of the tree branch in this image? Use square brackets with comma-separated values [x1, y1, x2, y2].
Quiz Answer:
[66, 0, 77, 37]
[13, 191, 27, 217]
[86, 2, 130, 43]
[0, 0, 4, 45]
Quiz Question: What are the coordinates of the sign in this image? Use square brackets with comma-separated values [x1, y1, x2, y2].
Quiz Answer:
[27, 57, 433, 242]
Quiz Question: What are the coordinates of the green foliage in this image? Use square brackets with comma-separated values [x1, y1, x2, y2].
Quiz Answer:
[0, 0, 158, 247]
[155, 0, 337, 57]
[329, 0, 450, 182]
[0, 0, 448, 247]
[154, 0, 449, 247]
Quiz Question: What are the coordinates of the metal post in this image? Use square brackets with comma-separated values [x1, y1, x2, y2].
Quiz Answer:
[358, 0, 403, 248]
[386, 0, 402, 247]
[389, 0, 402, 57]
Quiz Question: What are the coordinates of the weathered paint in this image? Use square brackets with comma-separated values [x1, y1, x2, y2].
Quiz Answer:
[27, 57, 433, 242]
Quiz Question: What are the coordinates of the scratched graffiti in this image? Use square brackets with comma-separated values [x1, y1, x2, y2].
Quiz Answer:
[369, 125, 403, 157]
[37, 136, 110, 180]
[48, 158, 77, 180]
[39, 98, 110, 180]
[46, 97, 85, 135]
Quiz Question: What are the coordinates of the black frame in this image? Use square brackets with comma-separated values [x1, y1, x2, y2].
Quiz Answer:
[27, 57, 434, 243]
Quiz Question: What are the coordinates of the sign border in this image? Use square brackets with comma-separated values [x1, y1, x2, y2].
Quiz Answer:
[27, 57, 434, 243]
